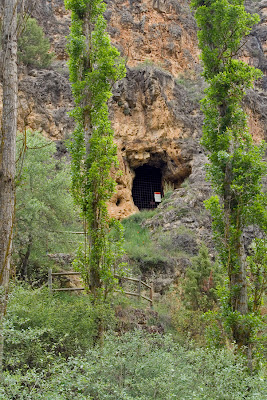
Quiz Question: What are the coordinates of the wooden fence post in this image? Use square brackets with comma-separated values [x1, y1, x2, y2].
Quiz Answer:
[138, 275, 141, 301]
[150, 282, 153, 308]
[48, 268, 53, 294]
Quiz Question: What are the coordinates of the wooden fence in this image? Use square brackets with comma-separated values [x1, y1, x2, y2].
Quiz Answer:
[48, 269, 153, 307]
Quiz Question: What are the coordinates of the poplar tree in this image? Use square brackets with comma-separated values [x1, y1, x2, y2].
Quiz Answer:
[192, 0, 267, 354]
[65, 0, 126, 300]
[0, 0, 17, 372]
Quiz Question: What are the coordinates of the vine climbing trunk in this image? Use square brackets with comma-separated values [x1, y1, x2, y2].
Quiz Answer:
[82, 4, 93, 157]
[192, 0, 267, 359]
[223, 141, 249, 347]
[0, 0, 17, 373]
[65, 0, 126, 306]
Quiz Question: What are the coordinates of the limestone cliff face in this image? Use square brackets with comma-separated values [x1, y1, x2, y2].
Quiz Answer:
[106, 0, 199, 76]
[109, 66, 204, 217]
[1, 0, 266, 220]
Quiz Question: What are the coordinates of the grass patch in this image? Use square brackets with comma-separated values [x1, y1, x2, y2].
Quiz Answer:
[122, 211, 167, 270]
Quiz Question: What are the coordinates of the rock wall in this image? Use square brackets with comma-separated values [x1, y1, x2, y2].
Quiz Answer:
[0, 0, 266, 219]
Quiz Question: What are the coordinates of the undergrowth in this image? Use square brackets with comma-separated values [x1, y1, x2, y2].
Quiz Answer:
[2, 327, 266, 399]
[4, 286, 114, 372]
[2, 286, 266, 399]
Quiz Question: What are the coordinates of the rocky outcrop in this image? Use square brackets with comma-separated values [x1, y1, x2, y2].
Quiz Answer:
[0, 0, 266, 221]
[109, 66, 204, 217]
[106, 0, 199, 76]
[18, 68, 74, 138]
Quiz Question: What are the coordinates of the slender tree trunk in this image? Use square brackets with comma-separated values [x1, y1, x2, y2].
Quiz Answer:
[231, 233, 249, 347]
[0, 0, 17, 374]
[82, 6, 102, 297]
[83, 5, 93, 157]
[220, 106, 249, 348]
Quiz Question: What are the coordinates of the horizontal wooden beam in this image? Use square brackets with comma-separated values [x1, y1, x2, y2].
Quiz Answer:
[52, 287, 85, 291]
[141, 294, 152, 303]
[115, 274, 152, 289]
[48, 231, 85, 234]
[123, 291, 140, 297]
[141, 281, 151, 289]
[114, 274, 139, 283]
[48, 270, 153, 306]
[52, 272, 81, 276]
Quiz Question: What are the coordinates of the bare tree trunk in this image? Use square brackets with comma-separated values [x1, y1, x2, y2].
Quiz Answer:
[0, 0, 17, 374]
[231, 233, 249, 347]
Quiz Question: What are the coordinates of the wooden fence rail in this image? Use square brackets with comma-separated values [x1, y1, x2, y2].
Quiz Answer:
[48, 269, 153, 307]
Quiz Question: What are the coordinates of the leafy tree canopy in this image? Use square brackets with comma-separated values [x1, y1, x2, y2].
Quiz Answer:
[15, 132, 80, 281]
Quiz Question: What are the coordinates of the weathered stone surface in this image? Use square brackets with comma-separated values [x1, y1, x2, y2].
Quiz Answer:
[5, 0, 265, 221]
[0, 0, 266, 231]
[109, 66, 203, 217]
[18, 69, 74, 138]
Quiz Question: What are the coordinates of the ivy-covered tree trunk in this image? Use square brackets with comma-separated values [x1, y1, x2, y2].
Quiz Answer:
[221, 120, 249, 346]
[65, 0, 125, 301]
[192, 0, 267, 354]
[0, 0, 17, 373]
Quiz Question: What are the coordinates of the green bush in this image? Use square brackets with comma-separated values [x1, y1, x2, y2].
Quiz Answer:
[2, 331, 266, 399]
[18, 17, 54, 68]
[183, 245, 222, 312]
[4, 286, 114, 372]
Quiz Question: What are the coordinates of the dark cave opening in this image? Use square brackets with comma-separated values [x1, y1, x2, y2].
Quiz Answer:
[132, 165, 163, 210]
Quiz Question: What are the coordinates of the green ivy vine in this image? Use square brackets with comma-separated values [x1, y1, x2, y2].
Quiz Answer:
[192, 0, 267, 359]
[65, 0, 126, 300]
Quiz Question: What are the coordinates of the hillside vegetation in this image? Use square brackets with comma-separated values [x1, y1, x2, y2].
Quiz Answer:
[2, 286, 267, 399]
[0, 0, 267, 397]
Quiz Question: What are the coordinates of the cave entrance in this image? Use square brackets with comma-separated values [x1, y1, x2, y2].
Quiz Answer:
[132, 165, 163, 210]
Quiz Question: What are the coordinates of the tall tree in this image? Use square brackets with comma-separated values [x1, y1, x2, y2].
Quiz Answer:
[191, 0, 267, 355]
[0, 0, 17, 372]
[15, 132, 77, 281]
[65, 0, 125, 300]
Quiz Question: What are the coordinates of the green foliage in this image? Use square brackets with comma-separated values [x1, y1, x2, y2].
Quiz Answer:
[166, 246, 224, 346]
[184, 245, 222, 312]
[191, 0, 260, 80]
[247, 239, 267, 314]
[2, 330, 266, 399]
[15, 131, 79, 281]
[65, 0, 126, 299]
[4, 285, 115, 373]
[192, 0, 267, 350]
[18, 17, 54, 68]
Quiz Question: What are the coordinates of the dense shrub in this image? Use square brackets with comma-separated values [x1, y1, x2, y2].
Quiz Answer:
[183, 245, 222, 312]
[4, 286, 114, 372]
[18, 17, 54, 68]
[2, 330, 266, 399]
